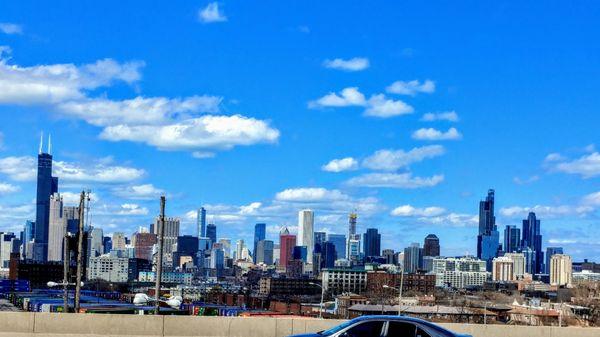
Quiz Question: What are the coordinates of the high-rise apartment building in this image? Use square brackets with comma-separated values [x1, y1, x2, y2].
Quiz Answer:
[504, 252, 526, 279]
[153, 217, 180, 255]
[423, 234, 440, 257]
[112, 232, 127, 251]
[297, 210, 314, 263]
[404, 243, 423, 273]
[546, 247, 563, 274]
[492, 256, 515, 281]
[132, 232, 157, 261]
[253, 223, 266, 263]
[477, 189, 499, 271]
[34, 136, 59, 262]
[550, 254, 572, 286]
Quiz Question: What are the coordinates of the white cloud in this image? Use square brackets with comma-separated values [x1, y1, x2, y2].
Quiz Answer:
[60, 191, 99, 205]
[345, 172, 444, 188]
[308, 87, 366, 108]
[198, 2, 227, 23]
[112, 184, 164, 200]
[0, 156, 144, 183]
[117, 203, 149, 216]
[421, 111, 458, 122]
[419, 213, 479, 227]
[192, 151, 216, 159]
[57, 95, 221, 126]
[275, 187, 350, 202]
[100, 115, 279, 151]
[0, 52, 278, 156]
[581, 191, 600, 206]
[513, 175, 540, 185]
[390, 205, 446, 217]
[323, 57, 369, 72]
[412, 127, 462, 141]
[500, 205, 593, 218]
[0, 182, 19, 194]
[386, 79, 435, 96]
[322, 157, 358, 172]
[239, 202, 262, 215]
[362, 145, 445, 171]
[364, 94, 413, 118]
[0, 23, 23, 35]
[0, 57, 143, 105]
[545, 151, 600, 178]
[309, 87, 413, 119]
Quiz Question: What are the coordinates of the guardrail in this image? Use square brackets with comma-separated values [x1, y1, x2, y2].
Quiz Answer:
[0, 312, 597, 337]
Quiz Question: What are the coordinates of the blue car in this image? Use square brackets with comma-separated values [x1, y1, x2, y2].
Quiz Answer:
[289, 315, 472, 337]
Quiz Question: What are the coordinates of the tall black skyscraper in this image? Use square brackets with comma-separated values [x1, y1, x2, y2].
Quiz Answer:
[477, 189, 499, 270]
[522, 212, 543, 275]
[504, 225, 521, 253]
[423, 234, 440, 257]
[34, 135, 58, 262]
[206, 223, 217, 246]
[363, 228, 381, 258]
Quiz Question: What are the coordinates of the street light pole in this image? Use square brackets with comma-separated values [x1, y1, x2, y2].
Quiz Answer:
[309, 282, 324, 318]
[398, 268, 404, 315]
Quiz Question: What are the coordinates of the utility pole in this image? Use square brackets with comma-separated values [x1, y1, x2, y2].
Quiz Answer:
[74, 191, 85, 313]
[62, 234, 69, 313]
[154, 196, 166, 315]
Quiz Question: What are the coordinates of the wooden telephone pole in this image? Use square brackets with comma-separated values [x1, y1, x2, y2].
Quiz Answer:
[74, 191, 86, 313]
[154, 196, 166, 315]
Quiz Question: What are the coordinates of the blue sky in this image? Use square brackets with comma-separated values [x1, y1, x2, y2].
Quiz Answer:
[0, 1, 599, 260]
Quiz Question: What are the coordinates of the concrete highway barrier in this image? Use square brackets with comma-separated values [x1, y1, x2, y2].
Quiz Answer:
[0, 312, 598, 337]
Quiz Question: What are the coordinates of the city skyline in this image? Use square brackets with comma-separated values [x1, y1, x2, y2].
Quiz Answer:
[0, 2, 599, 261]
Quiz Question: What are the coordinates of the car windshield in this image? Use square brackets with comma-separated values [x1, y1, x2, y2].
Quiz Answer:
[319, 320, 356, 336]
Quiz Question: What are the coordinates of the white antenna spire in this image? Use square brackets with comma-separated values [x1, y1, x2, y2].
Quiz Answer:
[47, 134, 52, 155]
[39, 132, 44, 154]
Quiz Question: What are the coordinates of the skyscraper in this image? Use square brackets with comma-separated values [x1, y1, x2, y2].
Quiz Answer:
[279, 227, 296, 268]
[219, 238, 231, 258]
[546, 247, 564, 274]
[153, 217, 180, 255]
[363, 228, 381, 258]
[112, 232, 127, 251]
[503, 225, 521, 253]
[477, 189, 499, 271]
[347, 212, 357, 259]
[404, 243, 423, 273]
[297, 209, 314, 263]
[423, 234, 440, 257]
[314, 231, 327, 246]
[253, 223, 266, 263]
[550, 254, 572, 286]
[205, 223, 217, 246]
[256, 240, 274, 265]
[34, 135, 59, 262]
[197, 207, 207, 238]
[521, 212, 543, 275]
[22, 220, 35, 259]
[132, 231, 157, 261]
[47, 193, 64, 261]
[327, 234, 346, 259]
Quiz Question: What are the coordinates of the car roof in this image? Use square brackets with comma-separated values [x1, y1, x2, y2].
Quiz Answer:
[348, 315, 457, 336]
